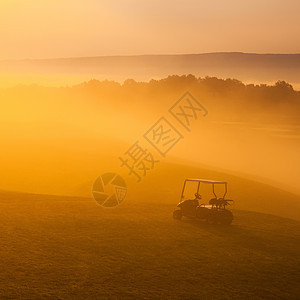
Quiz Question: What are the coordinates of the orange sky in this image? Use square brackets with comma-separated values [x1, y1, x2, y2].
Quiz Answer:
[0, 0, 299, 59]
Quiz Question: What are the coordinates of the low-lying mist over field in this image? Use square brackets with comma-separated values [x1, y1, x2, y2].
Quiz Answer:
[1, 53, 300, 88]
[1, 76, 299, 217]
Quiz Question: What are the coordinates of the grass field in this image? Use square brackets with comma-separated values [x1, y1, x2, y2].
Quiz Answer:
[0, 190, 299, 299]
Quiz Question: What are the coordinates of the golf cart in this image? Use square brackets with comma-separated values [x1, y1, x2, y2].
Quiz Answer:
[173, 179, 234, 225]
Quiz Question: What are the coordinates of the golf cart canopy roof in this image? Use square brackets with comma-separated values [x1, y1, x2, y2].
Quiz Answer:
[181, 178, 229, 201]
[185, 178, 227, 184]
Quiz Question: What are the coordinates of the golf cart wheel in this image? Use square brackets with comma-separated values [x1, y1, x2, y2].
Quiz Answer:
[220, 210, 233, 225]
[206, 213, 217, 224]
[173, 210, 182, 220]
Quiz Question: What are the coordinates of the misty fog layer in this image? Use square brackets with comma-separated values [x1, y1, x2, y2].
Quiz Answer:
[0, 76, 299, 197]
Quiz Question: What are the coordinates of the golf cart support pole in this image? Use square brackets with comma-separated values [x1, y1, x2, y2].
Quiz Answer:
[223, 183, 228, 198]
[212, 184, 217, 198]
[196, 182, 200, 196]
[180, 180, 186, 202]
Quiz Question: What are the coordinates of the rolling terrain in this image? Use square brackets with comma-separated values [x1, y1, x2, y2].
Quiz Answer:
[122, 161, 300, 221]
[0, 188, 299, 299]
[0, 61, 299, 298]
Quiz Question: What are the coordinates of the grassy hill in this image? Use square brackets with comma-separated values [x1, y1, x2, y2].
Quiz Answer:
[0, 188, 299, 299]
[74, 160, 300, 221]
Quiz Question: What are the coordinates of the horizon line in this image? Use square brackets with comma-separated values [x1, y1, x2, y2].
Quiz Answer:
[1, 51, 300, 62]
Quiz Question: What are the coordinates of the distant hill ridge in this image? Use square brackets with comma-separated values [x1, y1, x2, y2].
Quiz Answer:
[1, 52, 300, 87]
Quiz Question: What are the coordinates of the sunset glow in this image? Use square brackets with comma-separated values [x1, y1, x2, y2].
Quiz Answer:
[0, 0, 299, 60]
